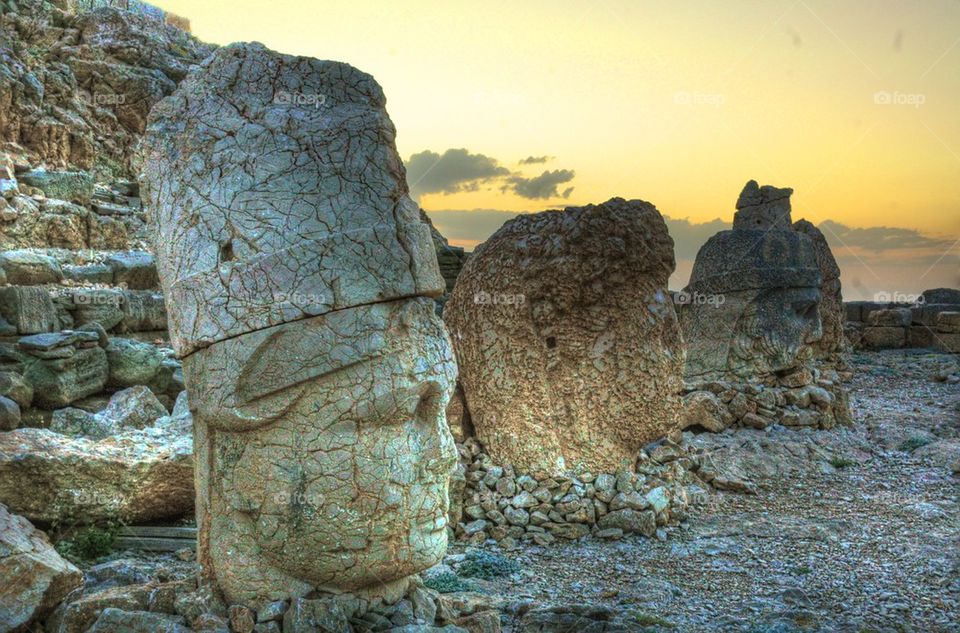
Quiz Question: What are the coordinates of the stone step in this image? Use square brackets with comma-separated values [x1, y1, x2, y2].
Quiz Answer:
[115, 526, 197, 552]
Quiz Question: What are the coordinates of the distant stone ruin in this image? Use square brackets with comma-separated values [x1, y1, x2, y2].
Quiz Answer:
[445, 198, 684, 475]
[141, 43, 457, 608]
[677, 181, 852, 433]
[680, 181, 823, 382]
[845, 288, 960, 353]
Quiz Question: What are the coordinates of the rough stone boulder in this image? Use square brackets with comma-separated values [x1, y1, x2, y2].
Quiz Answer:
[0, 503, 83, 632]
[140, 42, 456, 608]
[733, 180, 794, 231]
[18, 330, 109, 408]
[445, 197, 684, 474]
[0, 398, 193, 523]
[50, 385, 168, 439]
[921, 288, 960, 304]
[680, 181, 823, 382]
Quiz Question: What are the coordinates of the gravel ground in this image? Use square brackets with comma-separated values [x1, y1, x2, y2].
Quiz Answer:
[446, 350, 960, 632]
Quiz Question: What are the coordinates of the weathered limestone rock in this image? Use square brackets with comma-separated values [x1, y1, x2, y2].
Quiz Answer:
[106, 251, 159, 289]
[0, 249, 64, 284]
[680, 391, 729, 433]
[0, 286, 58, 334]
[680, 182, 823, 382]
[445, 197, 684, 474]
[50, 385, 168, 439]
[105, 337, 165, 388]
[733, 180, 794, 231]
[0, 408, 193, 524]
[19, 332, 109, 408]
[0, 3, 213, 178]
[0, 371, 32, 409]
[18, 169, 94, 203]
[793, 219, 845, 358]
[141, 43, 456, 608]
[0, 503, 84, 632]
[0, 395, 20, 431]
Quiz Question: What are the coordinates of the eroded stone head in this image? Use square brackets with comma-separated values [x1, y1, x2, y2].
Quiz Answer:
[680, 185, 823, 382]
[140, 43, 456, 607]
[445, 198, 684, 475]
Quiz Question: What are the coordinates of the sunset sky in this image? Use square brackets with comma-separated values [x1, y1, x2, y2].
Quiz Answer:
[153, 0, 960, 298]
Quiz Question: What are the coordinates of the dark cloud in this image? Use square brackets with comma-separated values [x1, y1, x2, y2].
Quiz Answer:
[519, 155, 552, 165]
[503, 169, 576, 199]
[423, 209, 521, 245]
[405, 148, 509, 198]
[662, 216, 728, 260]
[816, 220, 955, 253]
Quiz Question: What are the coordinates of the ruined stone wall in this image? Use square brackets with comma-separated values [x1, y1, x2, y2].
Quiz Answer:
[844, 290, 960, 352]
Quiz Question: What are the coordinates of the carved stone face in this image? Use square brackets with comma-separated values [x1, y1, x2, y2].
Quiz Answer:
[186, 298, 457, 605]
[729, 286, 823, 377]
[680, 228, 823, 382]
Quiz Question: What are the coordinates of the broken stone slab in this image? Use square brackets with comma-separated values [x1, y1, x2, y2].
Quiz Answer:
[106, 251, 159, 290]
[21, 345, 108, 408]
[937, 311, 960, 333]
[62, 263, 115, 284]
[87, 608, 191, 633]
[18, 330, 99, 352]
[50, 386, 168, 440]
[0, 286, 58, 334]
[861, 326, 906, 350]
[0, 249, 63, 284]
[17, 169, 95, 203]
[0, 418, 193, 524]
[911, 303, 960, 326]
[119, 290, 167, 332]
[67, 288, 127, 331]
[0, 503, 84, 632]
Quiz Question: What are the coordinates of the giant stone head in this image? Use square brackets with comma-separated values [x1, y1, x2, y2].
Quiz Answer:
[679, 181, 823, 382]
[139, 43, 456, 607]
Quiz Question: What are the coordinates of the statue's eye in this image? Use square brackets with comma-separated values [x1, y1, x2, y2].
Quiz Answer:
[794, 301, 818, 320]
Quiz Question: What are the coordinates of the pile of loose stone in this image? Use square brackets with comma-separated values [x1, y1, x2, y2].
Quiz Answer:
[37, 563, 500, 633]
[451, 437, 710, 547]
[680, 363, 853, 433]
